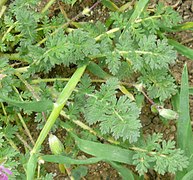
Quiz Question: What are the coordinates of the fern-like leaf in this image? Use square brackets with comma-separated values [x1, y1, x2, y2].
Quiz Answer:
[84, 78, 141, 142]
[133, 133, 189, 175]
[139, 69, 177, 101]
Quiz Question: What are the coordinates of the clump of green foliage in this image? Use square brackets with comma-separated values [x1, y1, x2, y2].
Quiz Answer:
[0, 0, 193, 179]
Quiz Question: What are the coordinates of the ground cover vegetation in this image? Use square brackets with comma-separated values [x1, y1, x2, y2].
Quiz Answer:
[0, 0, 193, 179]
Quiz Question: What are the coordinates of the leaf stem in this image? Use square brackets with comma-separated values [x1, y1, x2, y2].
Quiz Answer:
[41, 0, 56, 14]
[17, 113, 35, 145]
[33, 65, 86, 151]
[0, 5, 6, 18]
[27, 65, 86, 180]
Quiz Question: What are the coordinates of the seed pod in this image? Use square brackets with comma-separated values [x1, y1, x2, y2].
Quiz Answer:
[48, 134, 64, 155]
[158, 108, 179, 120]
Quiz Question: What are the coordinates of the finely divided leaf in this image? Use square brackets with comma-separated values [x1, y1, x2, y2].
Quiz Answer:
[139, 69, 177, 101]
[84, 78, 141, 142]
[105, 51, 121, 75]
[138, 35, 176, 70]
[133, 133, 189, 176]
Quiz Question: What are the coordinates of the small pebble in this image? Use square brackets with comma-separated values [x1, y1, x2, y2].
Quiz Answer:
[184, 15, 190, 20]
[170, 125, 176, 132]
[165, 129, 170, 134]
[169, 134, 175, 140]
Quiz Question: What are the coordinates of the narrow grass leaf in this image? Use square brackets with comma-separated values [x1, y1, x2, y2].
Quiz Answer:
[101, 0, 119, 11]
[189, 87, 193, 95]
[168, 39, 193, 60]
[171, 92, 180, 112]
[108, 161, 135, 180]
[27, 65, 86, 180]
[26, 154, 38, 180]
[42, 155, 135, 179]
[41, 155, 104, 164]
[119, 2, 135, 12]
[71, 133, 134, 165]
[176, 64, 193, 179]
[182, 169, 193, 180]
[122, 0, 149, 34]
[87, 62, 112, 79]
[161, 22, 193, 32]
[172, 22, 193, 31]
[119, 85, 135, 101]
[177, 64, 193, 154]
[0, 94, 53, 112]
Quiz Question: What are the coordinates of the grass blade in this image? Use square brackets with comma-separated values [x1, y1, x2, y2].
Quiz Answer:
[42, 155, 104, 164]
[101, 0, 119, 11]
[176, 64, 193, 179]
[109, 161, 135, 180]
[168, 39, 193, 60]
[26, 154, 38, 180]
[42, 155, 136, 179]
[26, 65, 86, 180]
[182, 169, 193, 180]
[0, 94, 53, 112]
[177, 64, 193, 154]
[189, 87, 193, 95]
[161, 22, 193, 32]
[122, 0, 149, 34]
[172, 22, 193, 31]
[87, 62, 112, 79]
[70, 132, 134, 165]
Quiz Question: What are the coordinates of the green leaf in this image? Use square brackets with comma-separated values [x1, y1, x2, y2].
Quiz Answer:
[27, 66, 86, 180]
[108, 161, 135, 180]
[177, 64, 193, 154]
[42, 155, 135, 180]
[84, 79, 141, 142]
[101, 0, 119, 11]
[122, 0, 149, 34]
[189, 87, 193, 95]
[139, 69, 177, 101]
[138, 35, 177, 70]
[0, 93, 53, 112]
[87, 62, 112, 79]
[70, 132, 134, 165]
[172, 22, 193, 31]
[133, 152, 153, 175]
[71, 166, 88, 180]
[171, 92, 180, 111]
[27, 153, 38, 180]
[117, 33, 177, 72]
[41, 155, 104, 164]
[29, 29, 99, 72]
[155, 3, 182, 28]
[168, 39, 193, 60]
[176, 64, 193, 179]
[105, 51, 121, 75]
[133, 133, 189, 176]
[14, 8, 40, 42]
[182, 169, 193, 180]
